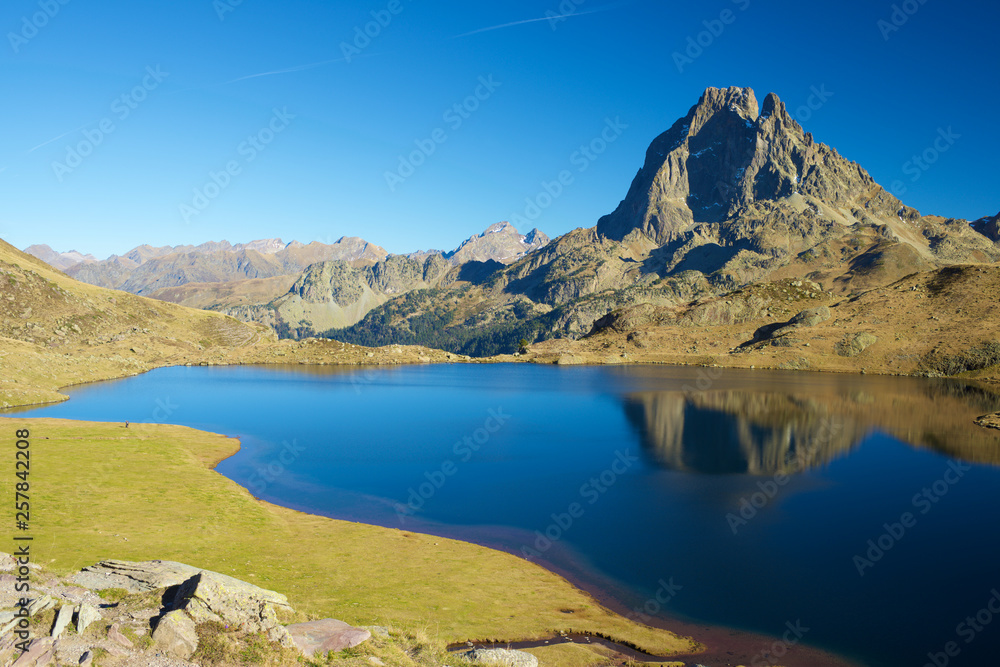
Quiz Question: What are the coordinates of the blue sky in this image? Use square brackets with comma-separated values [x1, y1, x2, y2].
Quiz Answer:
[0, 0, 997, 259]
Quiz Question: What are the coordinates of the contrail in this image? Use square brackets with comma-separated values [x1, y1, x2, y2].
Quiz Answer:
[26, 124, 91, 154]
[218, 57, 351, 85]
[454, 1, 634, 38]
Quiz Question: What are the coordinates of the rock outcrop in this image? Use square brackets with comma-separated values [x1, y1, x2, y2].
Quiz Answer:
[462, 647, 539, 667]
[743, 306, 831, 346]
[169, 570, 295, 648]
[1, 558, 378, 666]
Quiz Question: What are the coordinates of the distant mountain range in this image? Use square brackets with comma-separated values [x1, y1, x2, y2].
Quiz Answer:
[24, 87, 999, 357]
[24, 223, 549, 333]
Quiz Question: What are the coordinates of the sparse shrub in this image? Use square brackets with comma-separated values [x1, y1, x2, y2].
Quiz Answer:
[193, 621, 301, 666]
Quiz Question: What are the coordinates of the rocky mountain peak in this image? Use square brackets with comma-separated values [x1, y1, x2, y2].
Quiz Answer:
[690, 86, 759, 134]
[597, 86, 903, 246]
[440, 222, 550, 265]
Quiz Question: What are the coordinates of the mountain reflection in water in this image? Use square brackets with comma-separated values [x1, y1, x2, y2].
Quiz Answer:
[624, 380, 1000, 474]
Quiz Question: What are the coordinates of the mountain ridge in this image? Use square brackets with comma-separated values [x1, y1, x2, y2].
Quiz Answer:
[327, 86, 999, 355]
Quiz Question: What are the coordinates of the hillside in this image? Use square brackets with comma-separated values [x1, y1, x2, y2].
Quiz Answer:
[516, 264, 1000, 384]
[0, 239, 453, 410]
[328, 87, 999, 356]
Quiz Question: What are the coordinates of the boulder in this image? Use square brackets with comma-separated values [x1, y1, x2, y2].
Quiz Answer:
[836, 332, 878, 357]
[286, 619, 371, 657]
[462, 647, 539, 667]
[50, 605, 74, 638]
[152, 609, 199, 660]
[72, 560, 201, 593]
[78, 651, 93, 666]
[171, 571, 294, 647]
[75, 603, 101, 634]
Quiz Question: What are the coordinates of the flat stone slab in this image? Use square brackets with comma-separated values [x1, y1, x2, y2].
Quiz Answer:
[72, 560, 202, 593]
[286, 619, 371, 657]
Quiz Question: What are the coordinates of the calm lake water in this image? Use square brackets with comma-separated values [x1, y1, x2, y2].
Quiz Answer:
[12, 363, 1000, 667]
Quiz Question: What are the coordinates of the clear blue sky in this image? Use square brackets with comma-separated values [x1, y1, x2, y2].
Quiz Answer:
[1, 0, 997, 259]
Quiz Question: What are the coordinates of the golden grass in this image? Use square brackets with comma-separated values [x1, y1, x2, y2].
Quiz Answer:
[1, 417, 697, 657]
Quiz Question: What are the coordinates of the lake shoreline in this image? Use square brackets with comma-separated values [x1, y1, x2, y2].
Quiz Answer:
[12, 362, 1000, 667]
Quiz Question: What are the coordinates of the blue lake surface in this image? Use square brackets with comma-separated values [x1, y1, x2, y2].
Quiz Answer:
[12, 363, 1000, 667]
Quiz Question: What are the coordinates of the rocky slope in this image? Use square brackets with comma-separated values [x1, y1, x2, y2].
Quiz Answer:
[330, 86, 999, 356]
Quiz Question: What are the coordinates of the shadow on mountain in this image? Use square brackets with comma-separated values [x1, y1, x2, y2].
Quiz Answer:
[671, 241, 749, 275]
[624, 381, 1000, 475]
[456, 260, 504, 285]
